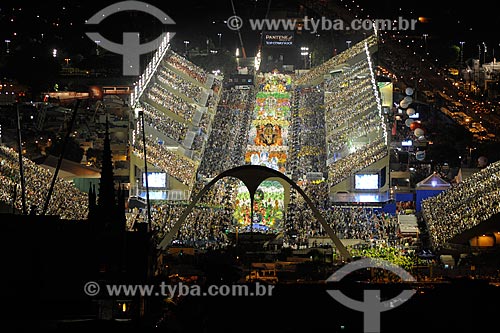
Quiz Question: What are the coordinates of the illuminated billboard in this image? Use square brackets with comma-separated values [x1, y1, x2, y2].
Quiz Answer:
[263, 31, 294, 47]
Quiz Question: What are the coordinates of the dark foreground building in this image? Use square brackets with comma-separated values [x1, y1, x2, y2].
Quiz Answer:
[1, 117, 155, 331]
[1, 213, 153, 329]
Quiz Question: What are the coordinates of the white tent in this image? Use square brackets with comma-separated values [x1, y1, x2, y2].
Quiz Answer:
[416, 172, 451, 190]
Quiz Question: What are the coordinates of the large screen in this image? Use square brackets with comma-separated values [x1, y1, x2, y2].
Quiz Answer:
[355, 174, 379, 190]
[143, 172, 166, 188]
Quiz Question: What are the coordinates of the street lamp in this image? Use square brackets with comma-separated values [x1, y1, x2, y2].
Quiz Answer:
[136, 107, 152, 231]
[300, 46, 309, 69]
[236, 48, 240, 68]
[4, 39, 10, 54]
[482, 42, 487, 64]
[94, 40, 101, 55]
[218, 33, 222, 49]
[184, 40, 190, 56]
[422, 34, 428, 53]
[459, 41, 465, 67]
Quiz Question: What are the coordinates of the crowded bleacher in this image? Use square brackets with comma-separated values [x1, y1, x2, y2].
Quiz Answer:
[163, 49, 209, 86]
[130, 45, 223, 195]
[0, 32, 411, 253]
[421, 160, 500, 249]
[323, 53, 387, 188]
[141, 102, 189, 144]
[132, 135, 198, 187]
[294, 34, 378, 86]
[0, 145, 89, 219]
[197, 88, 254, 179]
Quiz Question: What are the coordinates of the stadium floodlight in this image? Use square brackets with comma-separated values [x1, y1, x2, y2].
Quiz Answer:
[300, 46, 310, 69]
[134, 106, 143, 119]
[94, 40, 101, 55]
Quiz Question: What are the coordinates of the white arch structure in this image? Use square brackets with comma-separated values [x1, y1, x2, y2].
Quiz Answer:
[157, 165, 352, 261]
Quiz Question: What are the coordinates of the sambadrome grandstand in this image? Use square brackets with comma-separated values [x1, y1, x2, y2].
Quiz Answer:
[124, 32, 397, 251]
[2, 30, 500, 256]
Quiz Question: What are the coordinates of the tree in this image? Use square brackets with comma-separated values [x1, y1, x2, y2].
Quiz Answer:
[85, 148, 102, 166]
[190, 49, 237, 77]
[46, 136, 84, 163]
[311, 34, 334, 67]
[434, 43, 460, 67]
[278, 247, 293, 261]
[426, 143, 460, 167]
[307, 249, 323, 262]
[1, 44, 61, 100]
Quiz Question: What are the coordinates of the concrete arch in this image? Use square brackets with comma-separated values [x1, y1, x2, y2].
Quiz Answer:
[157, 165, 352, 260]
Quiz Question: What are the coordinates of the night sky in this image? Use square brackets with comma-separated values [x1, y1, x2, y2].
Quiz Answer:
[0, 0, 497, 78]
